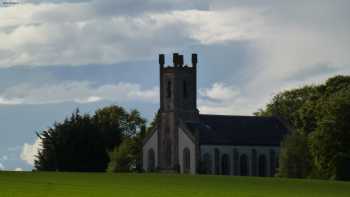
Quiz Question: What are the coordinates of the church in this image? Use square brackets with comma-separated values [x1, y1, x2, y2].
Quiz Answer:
[142, 53, 289, 176]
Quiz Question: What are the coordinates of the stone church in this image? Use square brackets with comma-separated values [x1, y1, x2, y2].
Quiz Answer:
[142, 53, 288, 176]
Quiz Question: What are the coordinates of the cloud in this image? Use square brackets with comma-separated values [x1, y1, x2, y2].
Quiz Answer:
[0, 0, 262, 67]
[0, 162, 4, 170]
[14, 167, 23, 171]
[1, 0, 349, 80]
[0, 81, 158, 105]
[199, 82, 239, 101]
[7, 146, 22, 152]
[20, 138, 42, 166]
[1, 155, 8, 161]
[198, 82, 261, 115]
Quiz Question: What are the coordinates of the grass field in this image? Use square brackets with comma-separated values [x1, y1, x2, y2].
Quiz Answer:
[0, 172, 349, 197]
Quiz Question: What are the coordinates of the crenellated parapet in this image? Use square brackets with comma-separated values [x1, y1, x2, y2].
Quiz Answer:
[159, 53, 197, 69]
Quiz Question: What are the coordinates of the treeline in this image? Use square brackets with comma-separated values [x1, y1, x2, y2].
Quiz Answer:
[256, 75, 350, 180]
[35, 75, 350, 181]
[35, 106, 150, 172]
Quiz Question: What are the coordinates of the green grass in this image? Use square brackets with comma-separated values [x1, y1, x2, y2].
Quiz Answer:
[0, 172, 349, 197]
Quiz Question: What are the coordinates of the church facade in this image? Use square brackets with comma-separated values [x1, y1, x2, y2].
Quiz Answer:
[142, 53, 288, 176]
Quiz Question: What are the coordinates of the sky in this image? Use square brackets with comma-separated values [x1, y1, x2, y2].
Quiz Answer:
[0, 0, 349, 171]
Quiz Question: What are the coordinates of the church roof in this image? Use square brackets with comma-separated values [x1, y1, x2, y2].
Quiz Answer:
[186, 114, 289, 146]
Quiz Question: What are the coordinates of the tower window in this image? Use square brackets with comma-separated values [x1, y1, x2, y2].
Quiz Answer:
[183, 80, 188, 98]
[167, 81, 172, 98]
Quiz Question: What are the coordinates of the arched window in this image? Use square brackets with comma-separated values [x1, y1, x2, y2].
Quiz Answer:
[147, 149, 155, 172]
[240, 154, 249, 176]
[202, 153, 212, 174]
[183, 148, 191, 173]
[167, 81, 172, 98]
[270, 150, 276, 176]
[183, 80, 188, 98]
[251, 149, 257, 176]
[214, 148, 220, 175]
[233, 148, 239, 175]
[221, 154, 230, 175]
[258, 154, 267, 177]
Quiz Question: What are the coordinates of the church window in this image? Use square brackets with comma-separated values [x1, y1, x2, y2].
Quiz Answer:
[183, 80, 188, 98]
[214, 148, 220, 175]
[202, 153, 212, 174]
[167, 81, 172, 98]
[251, 149, 257, 176]
[183, 148, 191, 173]
[221, 154, 230, 175]
[233, 148, 239, 175]
[147, 149, 155, 172]
[240, 154, 249, 176]
[258, 154, 267, 177]
[270, 150, 276, 176]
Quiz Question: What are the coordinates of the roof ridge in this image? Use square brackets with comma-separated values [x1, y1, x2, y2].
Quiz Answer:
[199, 114, 275, 119]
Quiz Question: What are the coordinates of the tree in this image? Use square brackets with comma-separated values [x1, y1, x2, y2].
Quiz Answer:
[35, 105, 146, 172]
[309, 91, 350, 180]
[277, 132, 311, 178]
[258, 75, 350, 180]
[255, 85, 321, 134]
[93, 106, 127, 151]
[147, 111, 160, 134]
[35, 110, 109, 172]
[107, 138, 135, 172]
[107, 122, 147, 172]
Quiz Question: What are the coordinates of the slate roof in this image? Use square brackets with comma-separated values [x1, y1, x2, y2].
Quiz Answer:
[186, 114, 289, 146]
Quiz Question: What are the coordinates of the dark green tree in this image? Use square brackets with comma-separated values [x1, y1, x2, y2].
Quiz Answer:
[107, 138, 135, 172]
[35, 110, 109, 171]
[107, 118, 147, 172]
[93, 106, 127, 150]
[277, 132, 311, 178]
[35, 105, 146, 172]
[258, 75, 350, 180]
[309, 91, 350, 180]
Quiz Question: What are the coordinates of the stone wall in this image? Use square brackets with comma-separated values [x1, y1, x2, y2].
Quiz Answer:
[200, 145, 279, 176]
[142, 130, 158, 171]
[178, 128, 196, 174]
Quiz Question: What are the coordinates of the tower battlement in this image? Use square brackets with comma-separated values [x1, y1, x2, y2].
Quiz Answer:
[159, 53, 197, 69]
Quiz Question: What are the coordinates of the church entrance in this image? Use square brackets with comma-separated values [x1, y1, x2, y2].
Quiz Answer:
[221, 154, 230, 175]
[240, 154, 249, 176]
[165, 139, 172, 168]
[183, 148, 191, 173]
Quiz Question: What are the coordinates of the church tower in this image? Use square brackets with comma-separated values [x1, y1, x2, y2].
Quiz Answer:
[158, 53, 199, 171]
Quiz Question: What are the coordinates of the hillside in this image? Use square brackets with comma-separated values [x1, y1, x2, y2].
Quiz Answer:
[0, 172, 349, 197]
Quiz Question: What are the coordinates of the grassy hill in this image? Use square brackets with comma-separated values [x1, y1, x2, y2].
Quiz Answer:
[0, 172, 349, 197]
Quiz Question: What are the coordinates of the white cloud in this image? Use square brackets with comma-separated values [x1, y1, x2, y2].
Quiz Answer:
[14, 167, 23, 171]
[0, 162, 4, 170]
[0, 81, 158, 105]
[0, 1, 262, 67]
[1, 155, 8, 161]
[198, 82, 260, 115]
[20, 138, 42, 166]
[199, 82, 239, 101]
[1, 0, 349, 79]
[0, 0, 349, 114]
